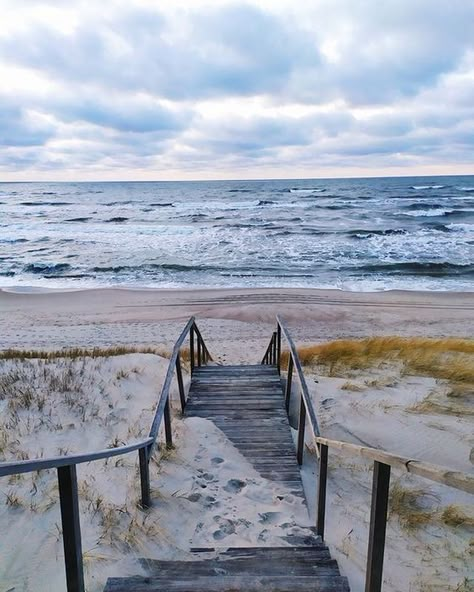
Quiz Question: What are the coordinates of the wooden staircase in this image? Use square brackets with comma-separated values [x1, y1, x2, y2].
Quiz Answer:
[105, 545, 349, 591]
[104, 363, 349, 592]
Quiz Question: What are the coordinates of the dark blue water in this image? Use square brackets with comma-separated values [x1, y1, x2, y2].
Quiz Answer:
[0, 175, 473, 291]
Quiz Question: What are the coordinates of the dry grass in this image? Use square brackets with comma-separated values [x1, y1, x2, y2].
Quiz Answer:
[340, 381, 366, 392]
[455, 578, 474, 592]
[409, 383, 474, 417]
[282, 337, 474, 416]
[282, 336, 474, 382]
[441, 505, 474, 529]
[389, 482, 438, 530]
[0, 345, 171, 361]
[390, 482, 474, 533]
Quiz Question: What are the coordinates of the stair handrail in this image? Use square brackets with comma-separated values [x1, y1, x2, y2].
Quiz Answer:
[262, 315, 321, 462]
[262, 317, 474, 592]
[0, 316, 212, 592]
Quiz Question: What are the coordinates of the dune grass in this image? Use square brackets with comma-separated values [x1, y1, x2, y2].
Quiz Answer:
[282, 336, 474, 380]
[389, 482, 437, 530]
[389, 482, 474, 533]
[0, 345, 171, 361]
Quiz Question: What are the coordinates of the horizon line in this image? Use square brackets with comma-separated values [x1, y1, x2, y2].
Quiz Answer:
[1, 172, 473, 184]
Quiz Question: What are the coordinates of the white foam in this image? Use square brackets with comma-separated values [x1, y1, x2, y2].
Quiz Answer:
[289, 188, 325, 194]
[411, 185, 445, 190]
[400, 208, 453, 217]
[446, 223, 474, 232]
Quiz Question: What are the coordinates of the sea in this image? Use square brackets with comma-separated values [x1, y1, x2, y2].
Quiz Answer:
[0, 175, 473, 292]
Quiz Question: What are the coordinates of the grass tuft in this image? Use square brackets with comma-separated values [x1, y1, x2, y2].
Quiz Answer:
[340, 381, 365, 392]
[389, 482, 438, 530]
[441, 505, 474, 529]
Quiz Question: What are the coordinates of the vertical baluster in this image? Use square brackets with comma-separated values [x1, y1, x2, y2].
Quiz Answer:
[190, 327, 195, 374]
[276, 324, 282, 373]
[272, 332, 277, 365]
[285, 356, 294, 412]
[365, 461, 391, 592]
[164, 397, 173, 448]
[139, 447, 151, 508]
[297, 394, 306, 465]
[176, 353, 186, 412]
[316, 444, 328, 539]
[197, 336, 202, 367]
[57, 464, 85, 592]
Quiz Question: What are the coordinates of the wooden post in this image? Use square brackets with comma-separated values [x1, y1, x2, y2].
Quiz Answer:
[164, 398, 173, 448]
[285, 356, 293, 412]
[276, 324, 282, 374]
[316, 444, 328, 539]
[272, 332, 277, 365]
[197, 337, 202, 367]
[176, 354, 186, 412]
[276, 323, 281, 374]
[57, 465, 85, 592]
[297, 395, 306, 465]
[138, 447, 151, 508]
[190, 328, 195, 374]
[365, 461, 391, 592]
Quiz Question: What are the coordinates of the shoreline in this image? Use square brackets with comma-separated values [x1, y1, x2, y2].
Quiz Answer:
[1, 284, 474, 296]
[1, 286, 473, 356]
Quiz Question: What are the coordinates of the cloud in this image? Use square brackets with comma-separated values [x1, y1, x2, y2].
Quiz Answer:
[0, 0, 473, 178]
[0, 99, 54, 147]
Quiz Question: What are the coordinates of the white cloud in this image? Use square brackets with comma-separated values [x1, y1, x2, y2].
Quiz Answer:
[0, 0, 473, 179]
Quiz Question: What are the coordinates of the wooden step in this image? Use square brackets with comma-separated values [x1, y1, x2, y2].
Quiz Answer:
[104, 546, 349, 591]
[104, 575, 350, 591]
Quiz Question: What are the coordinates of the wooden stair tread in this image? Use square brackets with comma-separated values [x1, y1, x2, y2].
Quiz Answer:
[105, 547, 350, 591]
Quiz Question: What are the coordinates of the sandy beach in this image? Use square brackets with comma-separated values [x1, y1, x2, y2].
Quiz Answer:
[1, 287, 473, 591]
[1, 287, 473, 359]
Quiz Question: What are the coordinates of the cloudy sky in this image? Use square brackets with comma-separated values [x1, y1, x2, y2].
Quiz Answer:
[0, 0, 473, 181]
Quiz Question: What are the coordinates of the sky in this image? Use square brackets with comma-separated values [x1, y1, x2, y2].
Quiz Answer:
[0, 0, 473, 181]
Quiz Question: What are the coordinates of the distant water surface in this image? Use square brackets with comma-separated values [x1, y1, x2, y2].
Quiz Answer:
[0, 176, 473, 291]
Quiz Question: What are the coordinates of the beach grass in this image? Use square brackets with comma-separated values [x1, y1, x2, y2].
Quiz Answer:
[0, 345, 171, 361]
[281, 336, 474, 384]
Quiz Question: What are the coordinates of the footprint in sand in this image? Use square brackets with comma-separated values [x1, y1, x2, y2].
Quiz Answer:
[258, 512, 281, 524]
[187, 493, 201, 502]
[211, 457, 224, 465]
[212, 516, 236, 540]
[224, 479, 246, 493]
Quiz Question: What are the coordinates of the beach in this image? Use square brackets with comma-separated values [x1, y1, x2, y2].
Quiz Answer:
[1, 286, 473, 355]
[1, 286, 473, 591]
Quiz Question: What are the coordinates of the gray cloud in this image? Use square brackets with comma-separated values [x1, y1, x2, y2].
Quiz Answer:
[0, 0, 473, 176]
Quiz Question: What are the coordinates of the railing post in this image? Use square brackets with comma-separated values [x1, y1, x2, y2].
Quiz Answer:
[297, 394, 306, 465]
[316, 444, 328, 539]
[197, 337, 202, 367]
[285, 356, 293, 412]
[139, 446, 151, 508]
[276, 324, 281, 373]
[365, 461, 391, 592]
[272, 332, 277, 365]
[190, 327, 195, 374]
[57, 465, 85, 592]
[176, 353, 186, 413]
[164, 397, 173, 448]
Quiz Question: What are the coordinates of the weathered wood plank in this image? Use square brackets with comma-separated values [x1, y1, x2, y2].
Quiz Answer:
[104, 574, 350, 592]
[185, 364, 304, 492]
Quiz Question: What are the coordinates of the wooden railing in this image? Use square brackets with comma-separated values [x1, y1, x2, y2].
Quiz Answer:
[262, 317, 474, 592]
[262, 315, 321, 462]
[0, 316, 211, 592]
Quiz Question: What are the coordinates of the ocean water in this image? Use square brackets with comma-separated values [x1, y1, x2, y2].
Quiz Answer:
[0, 176, 473, 292]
